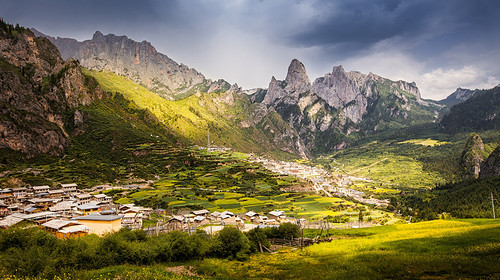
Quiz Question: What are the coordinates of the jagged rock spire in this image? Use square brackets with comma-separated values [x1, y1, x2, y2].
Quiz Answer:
[284, 59, 311, 95]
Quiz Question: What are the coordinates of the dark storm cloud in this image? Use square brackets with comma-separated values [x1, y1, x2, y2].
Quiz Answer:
[289, 0, 500, 53]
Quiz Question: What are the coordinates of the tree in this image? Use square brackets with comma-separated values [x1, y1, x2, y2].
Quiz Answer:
[278, 223, 300, 240]
[210, 227, 250, 260]
[246, 227, 270, 253]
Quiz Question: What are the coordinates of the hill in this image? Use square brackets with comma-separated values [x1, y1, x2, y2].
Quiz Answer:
[83, 69, 307, 159]
[441, 85, 500, 133]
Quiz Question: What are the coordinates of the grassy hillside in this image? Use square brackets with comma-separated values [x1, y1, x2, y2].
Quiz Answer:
[317, 130, 500, 195]
[83, 69, 299, 160]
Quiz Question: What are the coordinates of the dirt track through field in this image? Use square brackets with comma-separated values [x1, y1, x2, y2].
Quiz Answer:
[350, 158, 388, 174]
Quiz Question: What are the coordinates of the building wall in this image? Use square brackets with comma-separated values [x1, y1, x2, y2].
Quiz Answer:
[77, 219, 121, 236]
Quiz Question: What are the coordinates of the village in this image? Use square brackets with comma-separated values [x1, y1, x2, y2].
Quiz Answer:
[0, 182, 316, 238]
[247, 155, 390, 207]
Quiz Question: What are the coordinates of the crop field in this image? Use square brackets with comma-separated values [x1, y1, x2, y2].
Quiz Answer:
[85, 146, 394, 222]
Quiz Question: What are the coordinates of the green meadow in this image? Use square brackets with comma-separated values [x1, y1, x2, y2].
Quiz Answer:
[194, 219, 500, 279]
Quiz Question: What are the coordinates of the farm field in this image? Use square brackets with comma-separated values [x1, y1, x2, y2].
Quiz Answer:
[108, 149, 394, 222]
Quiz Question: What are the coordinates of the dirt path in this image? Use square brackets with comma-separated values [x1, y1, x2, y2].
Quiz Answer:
[350, 157, 388, 174]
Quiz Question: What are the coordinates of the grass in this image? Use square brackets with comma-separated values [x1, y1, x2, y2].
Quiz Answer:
[193, 219, 500, 279]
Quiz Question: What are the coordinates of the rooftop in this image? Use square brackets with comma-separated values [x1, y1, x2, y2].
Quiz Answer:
[74, 215, 122, 221]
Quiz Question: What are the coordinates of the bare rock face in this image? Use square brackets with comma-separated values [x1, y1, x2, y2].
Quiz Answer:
[1, 24, 101, 157]
[263, 76, 287, 105]
[312, 65, 367, 123]
[284, 59, 311, 97]
[37, 30, 207, 100]
[480, 145, 500, 178]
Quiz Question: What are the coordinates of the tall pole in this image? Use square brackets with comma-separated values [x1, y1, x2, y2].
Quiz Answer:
[492, 191, 496, 219]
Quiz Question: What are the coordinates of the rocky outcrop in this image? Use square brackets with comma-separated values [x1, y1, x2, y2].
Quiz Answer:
[263, 59, 310, 105]
[461, 133, 486, 178]
[1, 21, 101, 157]
[480, 145, 500, 178]
[34, 29, 215, 100]
[312, 65, 367, 123]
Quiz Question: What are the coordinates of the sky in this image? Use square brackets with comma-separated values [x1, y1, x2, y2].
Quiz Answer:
[2, 0, 500, 100]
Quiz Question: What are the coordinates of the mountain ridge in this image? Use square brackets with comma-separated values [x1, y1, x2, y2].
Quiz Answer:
[32, 29, 227, 101]
[254, 58, 442, 154]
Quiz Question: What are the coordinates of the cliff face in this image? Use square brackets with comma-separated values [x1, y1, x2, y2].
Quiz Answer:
[35, 29, 209, 101]
[260, 59, 439, 154]
[0, 22, 102, 157]
[480, 145, 500, 178]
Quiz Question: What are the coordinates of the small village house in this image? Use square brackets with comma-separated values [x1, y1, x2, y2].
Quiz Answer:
[93, 194, 112, 203]
[60, 183, 78, 195]
[48, 189, 64, 199]
[76, 193, 92, 204]
[77, 204, 102, 215]
[11, 187, 27, 199]
[40, 219, 89, 238]
[167, 215, 185, 231]
[32, 185, 50, 194]
[73, 215, 122, 236]
[268, 210, 286, 221]
[121, 212, 143, 230]
[193, 215, 210, 226]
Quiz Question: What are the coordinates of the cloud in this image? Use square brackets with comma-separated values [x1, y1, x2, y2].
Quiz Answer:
[418, 66, 500, 100]
[2, 0, 500, 97]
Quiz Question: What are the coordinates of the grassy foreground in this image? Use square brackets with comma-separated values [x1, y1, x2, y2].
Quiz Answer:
[11, 219, 495, 280]
[195, 219, 500, 279]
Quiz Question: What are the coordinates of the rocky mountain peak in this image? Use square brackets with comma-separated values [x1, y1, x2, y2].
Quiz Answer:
[439, 87, 476, 107]
[92, 31, 104, 41]
[284, 59, 311, 96]
[312, 64, 364, 122]
[331, 65, 345, 75]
